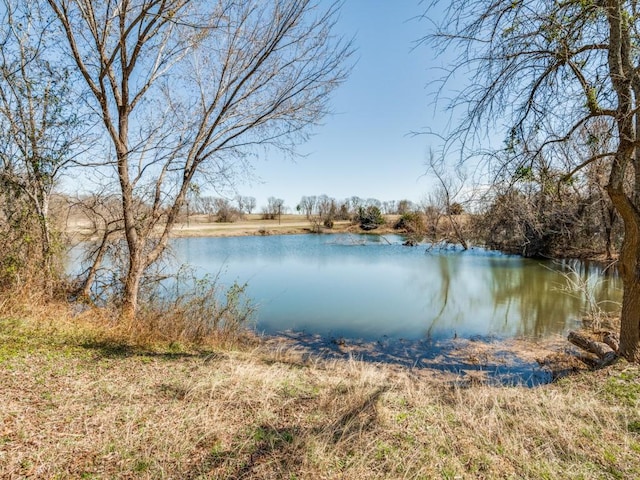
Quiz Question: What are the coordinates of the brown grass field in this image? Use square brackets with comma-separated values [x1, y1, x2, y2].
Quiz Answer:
[1, 298, 640, 479]
[65, 213, 404, 241]
[171, 214, 352, 237]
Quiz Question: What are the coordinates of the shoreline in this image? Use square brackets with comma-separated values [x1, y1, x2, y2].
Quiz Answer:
[256, 328, 585, 385]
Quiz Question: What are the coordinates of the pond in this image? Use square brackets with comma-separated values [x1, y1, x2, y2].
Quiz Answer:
[170, 234, 621, 343]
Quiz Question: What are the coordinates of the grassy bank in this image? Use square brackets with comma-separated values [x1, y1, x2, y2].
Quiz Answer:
[1, 307, 639, 479]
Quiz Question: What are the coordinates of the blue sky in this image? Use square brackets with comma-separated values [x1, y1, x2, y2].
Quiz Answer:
[236, 1, 445, 211]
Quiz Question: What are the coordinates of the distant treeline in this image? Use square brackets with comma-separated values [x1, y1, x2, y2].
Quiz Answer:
[186, 174, 620, 260]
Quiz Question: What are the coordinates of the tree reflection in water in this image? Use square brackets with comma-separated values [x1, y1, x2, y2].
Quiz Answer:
[416, 248, 621, 340]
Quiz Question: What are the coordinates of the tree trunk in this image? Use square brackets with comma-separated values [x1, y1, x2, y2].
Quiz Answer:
[606, 187, 640, 362]
[39, 208, 55, 285]
[603, 0, 640, 363]
[608, 184, 640, 362]
[618, 277, 640, 362]
[122, 259, 143, 320]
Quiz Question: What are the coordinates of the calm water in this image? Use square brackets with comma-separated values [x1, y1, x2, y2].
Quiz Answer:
[170, 234, 621, 342]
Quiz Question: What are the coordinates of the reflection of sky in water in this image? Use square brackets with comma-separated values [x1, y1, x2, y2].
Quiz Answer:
[167, 234, 621, 341]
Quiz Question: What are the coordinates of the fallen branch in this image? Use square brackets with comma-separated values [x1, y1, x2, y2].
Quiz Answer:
[568, 331, 618, 368]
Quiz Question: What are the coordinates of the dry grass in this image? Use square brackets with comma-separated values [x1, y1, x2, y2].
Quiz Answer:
[1, 304, 640, 479]
[67, 213, 354, 240]
[67, 213, 412, 241]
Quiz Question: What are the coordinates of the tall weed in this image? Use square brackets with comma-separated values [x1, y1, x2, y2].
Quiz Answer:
[132, 272, 256, 346]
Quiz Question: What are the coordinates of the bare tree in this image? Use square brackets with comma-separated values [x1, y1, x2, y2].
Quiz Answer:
[365, 198, 382, 209]
[396, 199, 413, 215]
[0, 0, 85, 287]
[426, 154, 469, 250]
[420, 196, 443, 242]
[298, 195, 317, 218]
[213, 197, 240, 223]
[235, 195, 255, 216]
[308, 194, 337, 229]
[46, 0, 352, 317]
[262, 197, 286, 221]
[244, 196, 256, 215]
[316, 194, 335, 219]
[194, 196, 216, 216]
[426, 0, 640, 360]
[349, 196, 363, 216]
[235, 195, 245, 215]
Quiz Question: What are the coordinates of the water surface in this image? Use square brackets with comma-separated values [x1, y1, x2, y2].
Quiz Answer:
[171, 234, 621, 342]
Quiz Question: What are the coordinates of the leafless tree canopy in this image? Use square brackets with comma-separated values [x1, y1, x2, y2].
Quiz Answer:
[425, 0, 640, 361]
[425, 1, 620, 169]
[44, 0, 352, 315]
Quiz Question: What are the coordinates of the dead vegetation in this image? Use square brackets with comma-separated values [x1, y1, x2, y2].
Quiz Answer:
[1, 303, 639, 479]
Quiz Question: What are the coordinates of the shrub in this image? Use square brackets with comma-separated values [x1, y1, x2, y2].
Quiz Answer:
[0, 197, 64, 294]
[394, 212, 425, 233]
[213, 198, 242, 223]
[358, 206, 385, 230]
[447, 202, 464, 215]
[136, 274, 256, 345]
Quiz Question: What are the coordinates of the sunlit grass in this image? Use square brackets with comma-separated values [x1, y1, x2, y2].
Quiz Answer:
[1, 302, 639, 479]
